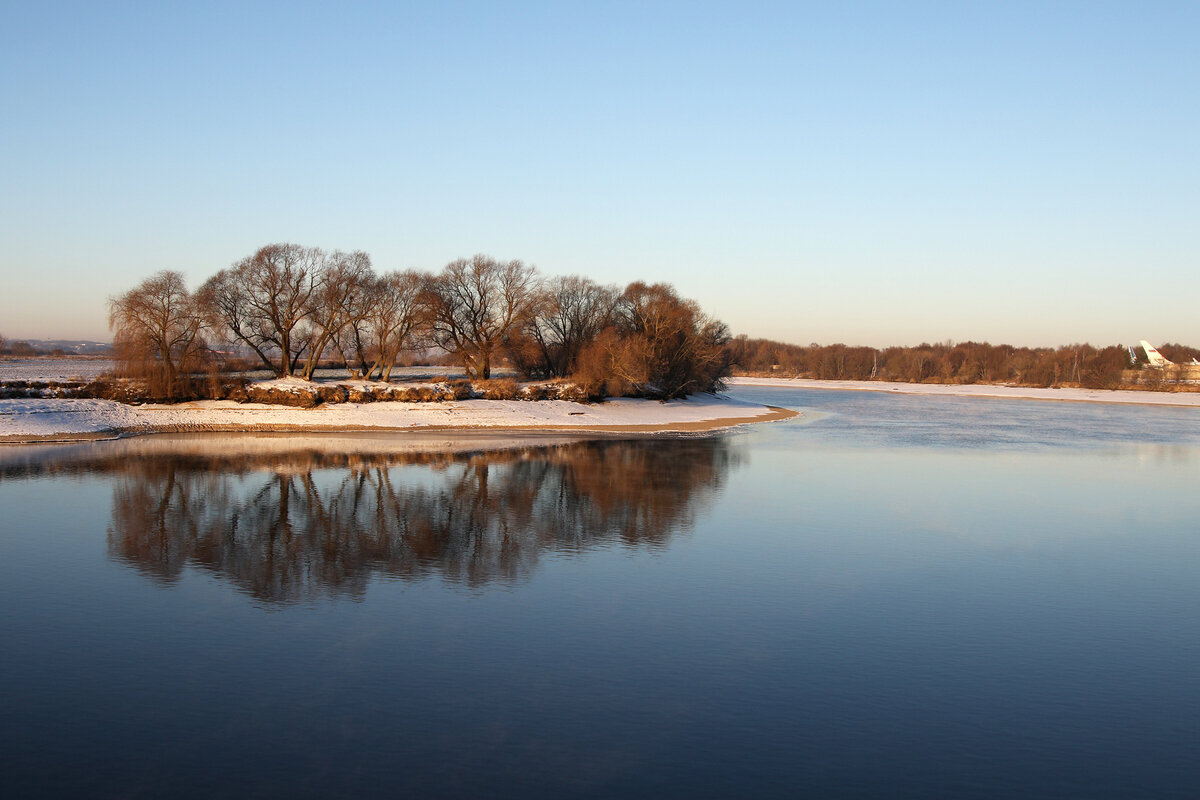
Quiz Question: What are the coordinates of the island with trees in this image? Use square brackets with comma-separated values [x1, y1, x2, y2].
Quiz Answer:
[105, 244, 732, 405]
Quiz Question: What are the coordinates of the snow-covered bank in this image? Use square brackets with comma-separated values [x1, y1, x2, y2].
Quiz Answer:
[728, 377, 1200, 407]
[0, 394, 796, 442]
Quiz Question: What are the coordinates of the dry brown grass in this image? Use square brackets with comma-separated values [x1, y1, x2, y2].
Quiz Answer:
[474, 378, 520, 400]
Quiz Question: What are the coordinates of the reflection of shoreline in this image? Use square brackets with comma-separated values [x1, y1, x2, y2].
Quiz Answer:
[0, 432, 618, 479]
[69, 435, 743, 601]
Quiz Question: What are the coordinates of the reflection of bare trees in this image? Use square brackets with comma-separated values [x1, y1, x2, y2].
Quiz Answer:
[89, 438, 739, 601]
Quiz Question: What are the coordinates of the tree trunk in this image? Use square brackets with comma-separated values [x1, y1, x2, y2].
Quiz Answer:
[303, 335, 328, 380]
[163, 356, 176, 398]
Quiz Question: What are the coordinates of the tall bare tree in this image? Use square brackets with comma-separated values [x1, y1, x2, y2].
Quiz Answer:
[300, 250, 374, 380]
[363, 270, 427, 381]
[423, 255, 538, 379]
[198, 244, 324, 377]
[108, 270, 206, 397]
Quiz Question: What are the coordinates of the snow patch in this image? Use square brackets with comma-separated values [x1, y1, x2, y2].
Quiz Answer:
[1, 393, 784, 440]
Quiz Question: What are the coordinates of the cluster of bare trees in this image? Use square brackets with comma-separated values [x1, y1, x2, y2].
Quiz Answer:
[108, 244, 731, 399]
[194, 244, 426, 382]
[726, 337, 1200, 389]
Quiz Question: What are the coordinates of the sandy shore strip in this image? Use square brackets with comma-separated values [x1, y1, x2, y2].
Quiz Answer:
[728, 376, 1200, 407]
[0, 395, 798, 443]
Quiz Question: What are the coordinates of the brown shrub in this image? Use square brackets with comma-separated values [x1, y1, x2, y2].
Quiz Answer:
[475, 378, 520, 400]
[571, 329, 632, 400]
[442, 380, 471, 401]
[203, 375, 250, 401]
[246, 386, 320, 407]
[316, 385, 349, 404]
[553, 383, 594, 403]
[73, 378, 144, 403]
[519, 383, 551, 401]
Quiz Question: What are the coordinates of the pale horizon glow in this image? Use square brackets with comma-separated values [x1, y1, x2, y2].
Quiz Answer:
[1, 2, 1196, 349]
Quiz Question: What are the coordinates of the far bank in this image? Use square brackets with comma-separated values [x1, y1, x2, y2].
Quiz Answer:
[728, 377, 1200, 408]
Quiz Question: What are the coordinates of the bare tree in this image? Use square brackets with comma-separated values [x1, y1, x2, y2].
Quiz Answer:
[197, 244, 324, 377]
[423, 255, 538, 379]
[196, 269, 272, 372]
[334, 270, 427, 380]
[363, 270, 427, 381]
[522, 276, 619, 378]
[300, 250, 374, 380]
[108, 270, 206, 397]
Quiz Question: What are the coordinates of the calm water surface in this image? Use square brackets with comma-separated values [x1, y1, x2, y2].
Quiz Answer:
[1, 387, 1198, 798]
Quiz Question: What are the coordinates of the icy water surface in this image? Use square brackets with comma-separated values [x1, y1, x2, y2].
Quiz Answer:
[1, 388, 1199, 798]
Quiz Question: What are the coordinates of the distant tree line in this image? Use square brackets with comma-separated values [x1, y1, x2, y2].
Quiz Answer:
[726, 337, 1200, 389]
[107, 244, 731, 400]
[0, 335, 97, 357]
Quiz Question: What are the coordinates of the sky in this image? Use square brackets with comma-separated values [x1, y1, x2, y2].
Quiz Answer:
[1, 0, 1196, 348]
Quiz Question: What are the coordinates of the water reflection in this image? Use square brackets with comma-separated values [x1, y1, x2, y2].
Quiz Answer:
[5, 435, 738, 601]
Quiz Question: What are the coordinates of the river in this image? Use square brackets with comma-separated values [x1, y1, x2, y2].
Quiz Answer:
[1, 386, 1198, 798]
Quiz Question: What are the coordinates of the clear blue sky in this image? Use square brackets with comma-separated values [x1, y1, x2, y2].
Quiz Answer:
[1, 1, 1196, 347]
